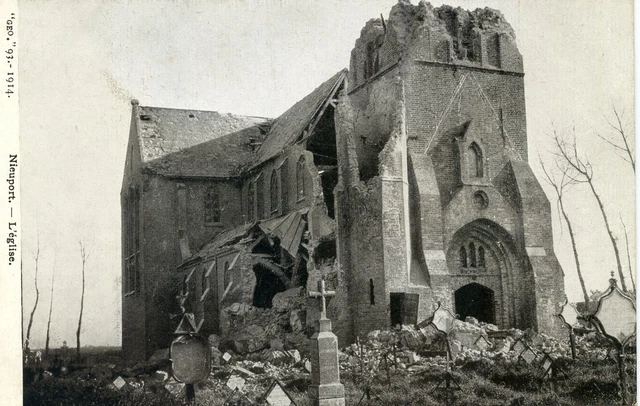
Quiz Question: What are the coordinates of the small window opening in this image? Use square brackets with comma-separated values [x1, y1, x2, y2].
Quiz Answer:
[469, 142, 484, 178]
[369, 279, 375, 305]
[205, 186, 221, 224]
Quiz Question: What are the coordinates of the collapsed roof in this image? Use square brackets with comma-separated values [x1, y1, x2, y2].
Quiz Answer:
[133, 70, 346, 179]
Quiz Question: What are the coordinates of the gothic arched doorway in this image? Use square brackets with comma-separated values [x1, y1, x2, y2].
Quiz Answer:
[455, 283, 495, 323]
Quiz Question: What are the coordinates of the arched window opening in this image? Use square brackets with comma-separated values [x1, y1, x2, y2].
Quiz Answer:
[459, 246, 468, 268]
[469, 242, 477, 267]
[469, 142, 484, 178]
[296, 156, 306, 201]
[223, 261, 231, 289]
[369, 279, 375, 305]
[270, 170, 279, 214]
[205, 186, 221, 224]
[478, 246, 486, 268]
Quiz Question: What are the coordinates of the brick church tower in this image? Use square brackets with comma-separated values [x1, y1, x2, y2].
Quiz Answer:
[335, 1, 565, 343]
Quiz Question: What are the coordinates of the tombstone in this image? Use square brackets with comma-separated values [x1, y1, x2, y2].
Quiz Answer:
[171, 334, 211, 384]
[512, 339, 527, 356]
[264, 380, 295, 406]
[307, 279, 345, 406]
[558, 299, 581, 359]
[520, 348, 537, 364]
[226, 374, 246, 392]
[112, 376, 127, 390]
[474, 335, 490, 352]
[589, 275, 636, 405]
[592, 276, 636, 346]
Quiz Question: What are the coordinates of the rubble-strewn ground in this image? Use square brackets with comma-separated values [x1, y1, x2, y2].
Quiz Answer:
[24, 321, 636, 405]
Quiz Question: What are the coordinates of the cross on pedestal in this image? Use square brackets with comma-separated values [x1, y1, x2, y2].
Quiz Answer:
[309, 279, 336, 321]
[307, 278, 345, 406]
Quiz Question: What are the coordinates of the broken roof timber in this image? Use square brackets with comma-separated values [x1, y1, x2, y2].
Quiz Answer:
[249, 70, 347, 170]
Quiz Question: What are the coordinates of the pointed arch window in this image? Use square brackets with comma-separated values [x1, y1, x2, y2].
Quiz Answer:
[478, 246, 486, 268]
[205, 186, 221, 224]
[270, 170, 279, 214]
[469, 242, 477, 267]
[459, 246, 468, 268]
[296, 156, 306, 201]
[469, 142, 484, 178]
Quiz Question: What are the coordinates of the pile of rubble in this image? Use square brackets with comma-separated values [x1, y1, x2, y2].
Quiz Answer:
[338, 317, 573, 377]
[218, 287, 310, 358]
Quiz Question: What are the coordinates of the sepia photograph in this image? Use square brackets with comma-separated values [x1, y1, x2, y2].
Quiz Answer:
[4, 0, 636, 404]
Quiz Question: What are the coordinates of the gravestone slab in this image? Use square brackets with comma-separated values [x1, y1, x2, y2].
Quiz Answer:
[113, 376, 127, 390]
[264, 380, 294, 406]
[521, 348, 537, 364]
[171, 335, 211, 384]
[226, 374, 246, 392]
[594, 281, 636, 345]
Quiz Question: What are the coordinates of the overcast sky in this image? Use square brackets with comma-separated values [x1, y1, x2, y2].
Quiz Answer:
[19, 0, 634, 348]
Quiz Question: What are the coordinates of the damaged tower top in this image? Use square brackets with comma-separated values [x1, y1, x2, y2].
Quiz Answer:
[350, 0, 523, 90]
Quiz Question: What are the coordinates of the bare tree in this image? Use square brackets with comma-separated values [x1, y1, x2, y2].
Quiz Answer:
[76, 239, 89, 359]
[44, 263, 55, 359]
[539, 155, 589, 303]
[596, 106, 634, 172]
[25, 238, 41, 350]
[620, 216, 635, 293]
[553, 129, 627, 291]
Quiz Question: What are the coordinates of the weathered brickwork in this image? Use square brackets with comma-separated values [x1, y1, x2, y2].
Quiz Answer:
[122, 1, 566, 360]
[335, 0, 565, 341]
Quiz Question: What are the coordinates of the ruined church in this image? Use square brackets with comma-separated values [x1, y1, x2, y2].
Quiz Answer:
[121, 1, 566, 360]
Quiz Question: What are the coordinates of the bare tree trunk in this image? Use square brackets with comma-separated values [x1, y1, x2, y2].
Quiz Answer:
[597, 106, 635, 173]
[76, 240, 88, 359]
[585, 180, 627, 291]
[45, 267, 55, 358]
[25, 240, 40, 349]
[539, 158, 589, 303]
[621, 218, 635, 293]
[553, 131, 628, 292]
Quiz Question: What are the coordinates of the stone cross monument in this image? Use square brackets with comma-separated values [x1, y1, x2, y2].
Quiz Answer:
[308, 279, 345, 406]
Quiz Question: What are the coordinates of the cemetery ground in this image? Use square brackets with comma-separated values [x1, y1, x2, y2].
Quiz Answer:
[23, 321, 636, 406]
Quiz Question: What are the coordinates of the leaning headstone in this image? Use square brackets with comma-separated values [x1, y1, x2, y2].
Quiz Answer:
[308, 279, 345, 406]
[520, 348, 537, 364]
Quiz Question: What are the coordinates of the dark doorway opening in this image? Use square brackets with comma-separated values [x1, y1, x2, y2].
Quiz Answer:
[389, 293, 420, 328]
[454, 283, 495, 324]
[252, 264, 286, 308]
